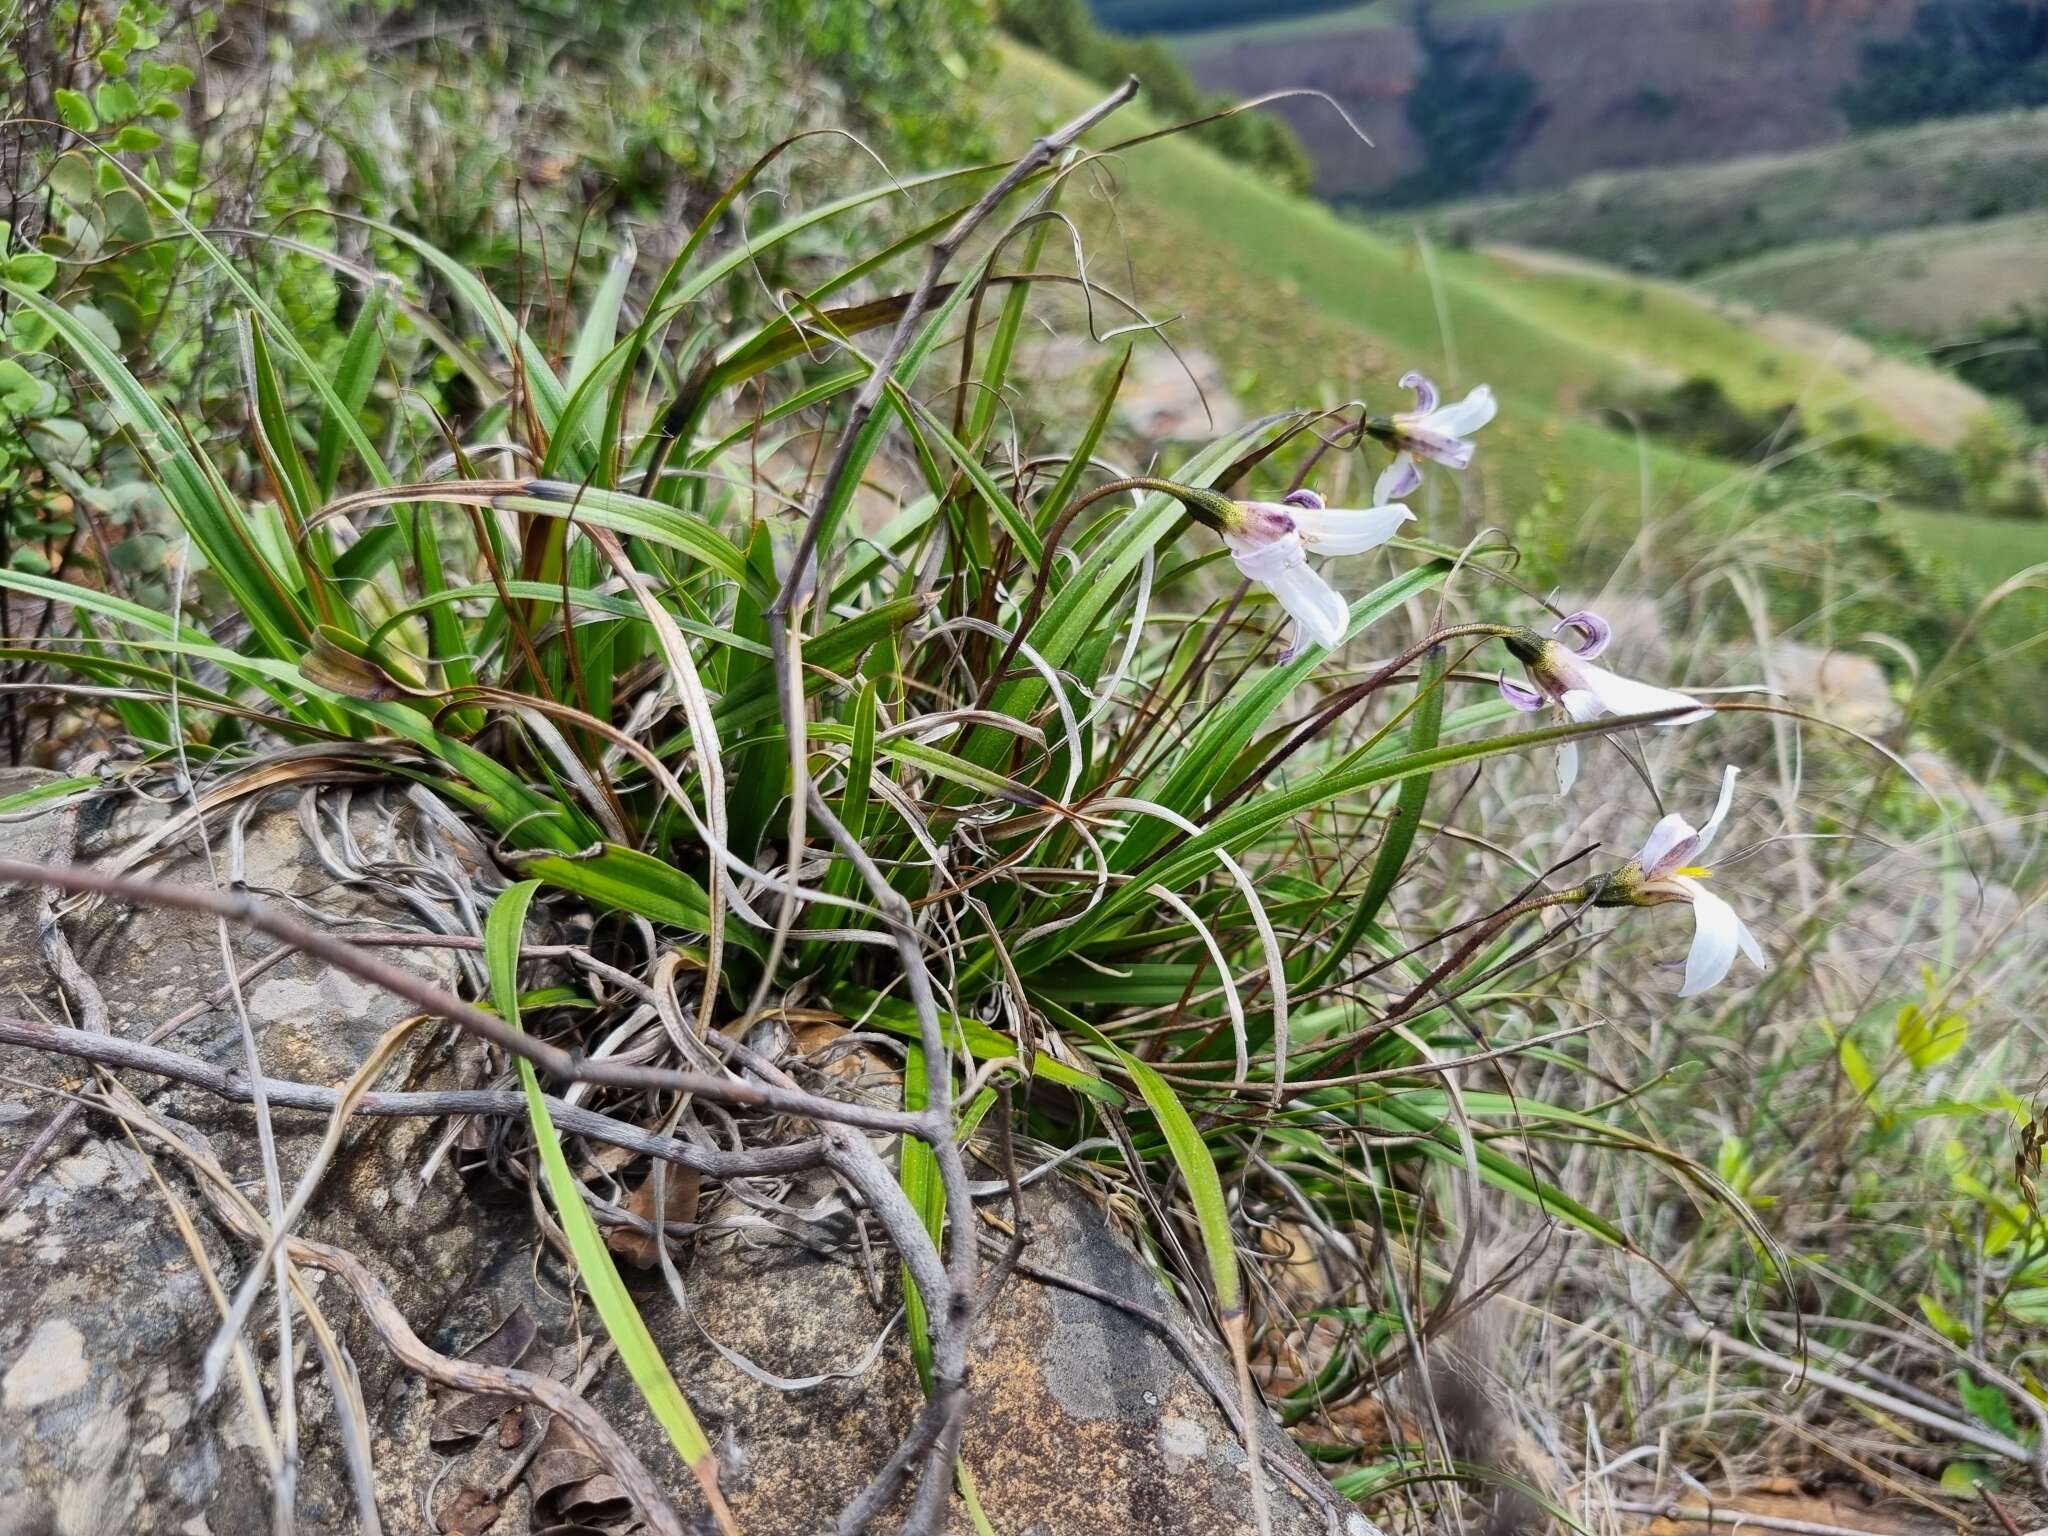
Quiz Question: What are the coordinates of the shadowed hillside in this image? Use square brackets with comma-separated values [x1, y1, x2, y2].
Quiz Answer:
[1178, 0, 1924, 200]
[1429, 104, 2048, 274]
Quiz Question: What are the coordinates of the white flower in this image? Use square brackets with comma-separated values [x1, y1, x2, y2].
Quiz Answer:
[1226, 515, 1349, 655]
[1612, 765, 1766, 997]
[1500, 610, 1710, 793]
[1387, 371, 1497, 470]
[1225, 460, 1418, 658]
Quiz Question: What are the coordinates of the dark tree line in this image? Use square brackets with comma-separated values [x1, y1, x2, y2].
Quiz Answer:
[1375, 0, 1544, 206]
[1840, 0, 2048, 127]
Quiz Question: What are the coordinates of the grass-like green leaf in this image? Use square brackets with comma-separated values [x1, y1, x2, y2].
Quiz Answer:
[485, 882, 735, 1533]
[899, 1045, 944, 1388]
[1120, 1051, 1239, 1312]
[836, 984, 1125, 1106]
[1305, 641, 1449, 987]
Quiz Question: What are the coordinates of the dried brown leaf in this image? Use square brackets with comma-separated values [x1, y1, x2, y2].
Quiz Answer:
[430, 1307, 540, 1446]
[529, 1416, 632, 1526]
[437, 1484, 498, 1536]
[605, 1162, 701, 1271]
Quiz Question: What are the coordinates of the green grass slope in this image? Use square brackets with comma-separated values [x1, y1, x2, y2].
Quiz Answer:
[1431, 108, 2048, 277]
[1703, 211, 2048, 340]
[981, 43, 2048, 582]
[1468, 243, 1994, 449]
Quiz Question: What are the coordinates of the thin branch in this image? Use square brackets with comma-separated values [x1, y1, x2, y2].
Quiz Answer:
[0, 859, 926, 1136]
[0, 1015, 827, 1178]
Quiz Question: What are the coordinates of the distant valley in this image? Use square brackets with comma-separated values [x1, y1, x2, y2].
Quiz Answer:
[1171, 0, 1928, 201]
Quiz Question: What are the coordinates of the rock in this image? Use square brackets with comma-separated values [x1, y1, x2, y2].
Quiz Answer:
[0, 771, 1371, 1535]
[0, 770, 510, 1536]
[1759, 641, 1899, 734]
[1902, 749, 2015, 850]
[585, 1175, 1367, 1536]
[1116, 345, 1245, 444]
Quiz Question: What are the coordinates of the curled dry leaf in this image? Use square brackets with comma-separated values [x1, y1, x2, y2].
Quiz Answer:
[429, 1306, 540, 1447]
[789, 1016, 898, 1086]
[530, 1415, 633, 1526]
[496, 1405, 527, 1450]
[605, 1167, 699, 1271]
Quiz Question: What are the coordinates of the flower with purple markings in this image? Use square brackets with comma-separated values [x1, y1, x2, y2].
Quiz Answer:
[1597, 766, 1766, 997]
[1221, 457, 1420, 658]
[1375, 371, 1497, 470]
[1500, 611, 1710, 793]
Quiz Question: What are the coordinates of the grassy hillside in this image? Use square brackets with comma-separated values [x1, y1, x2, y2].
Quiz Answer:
[1432, 107, 2048, 276]
[981, 43, 2048, 586]
[1438, 244, 1983, 439]
[993, 45, 1971, 441]
[1703, 211, 2048, 339]
[1474, 244, 1994, 447]
[1891, 501, 2048, 584]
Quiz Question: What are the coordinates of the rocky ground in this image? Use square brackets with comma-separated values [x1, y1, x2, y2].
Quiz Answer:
[0, 771, 1370, 1535]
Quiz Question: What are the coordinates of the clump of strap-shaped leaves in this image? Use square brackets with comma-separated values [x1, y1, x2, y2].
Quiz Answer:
[0, 86, 1769, 1535]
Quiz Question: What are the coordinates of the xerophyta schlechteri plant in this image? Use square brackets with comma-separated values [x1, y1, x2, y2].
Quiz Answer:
[0, 78, 1797, 1536]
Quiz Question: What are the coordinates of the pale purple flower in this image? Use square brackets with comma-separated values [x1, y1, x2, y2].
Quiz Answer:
[1500, 610, 1710, 792]
[1615, 766, 1765, 997]
[1226, 511, 1349, 656]
[1225, 460, 1419, 657]
[1388, 371, 1497, 470]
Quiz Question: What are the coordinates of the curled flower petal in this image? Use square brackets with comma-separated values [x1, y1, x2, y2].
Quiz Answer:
[1638, 766, 1740, 878]
[1267, 561, 1350, 651]
[1228, 530, 1305, 583]
[1576, 662, 1710, 724]
[1398, 426, 1475, 470]
[1553, 609, 1612, 659]
[1399, 370, 1439, 416]
[1225, 503, 1357, 662]
[1610, 769, 1766, 997]
[1556, 739, 1580, 795]
[1498, 672, 1545, 711]
[1735, 910, 1767, 972]
[1389, 376, 1495, 469]
[1559, 687, 1603, 723]
[1293, 502, 1414, 556]
[1374, 452, 1423, 504]
[1672, 877, 1762, 996]
[1428, 384, 1497, 440]
[1635, 812, 1700, 880]
[1692, 765, 1740, 859]
[1282, 487, 1325, 511]
[1522, 630, 1710, 795]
